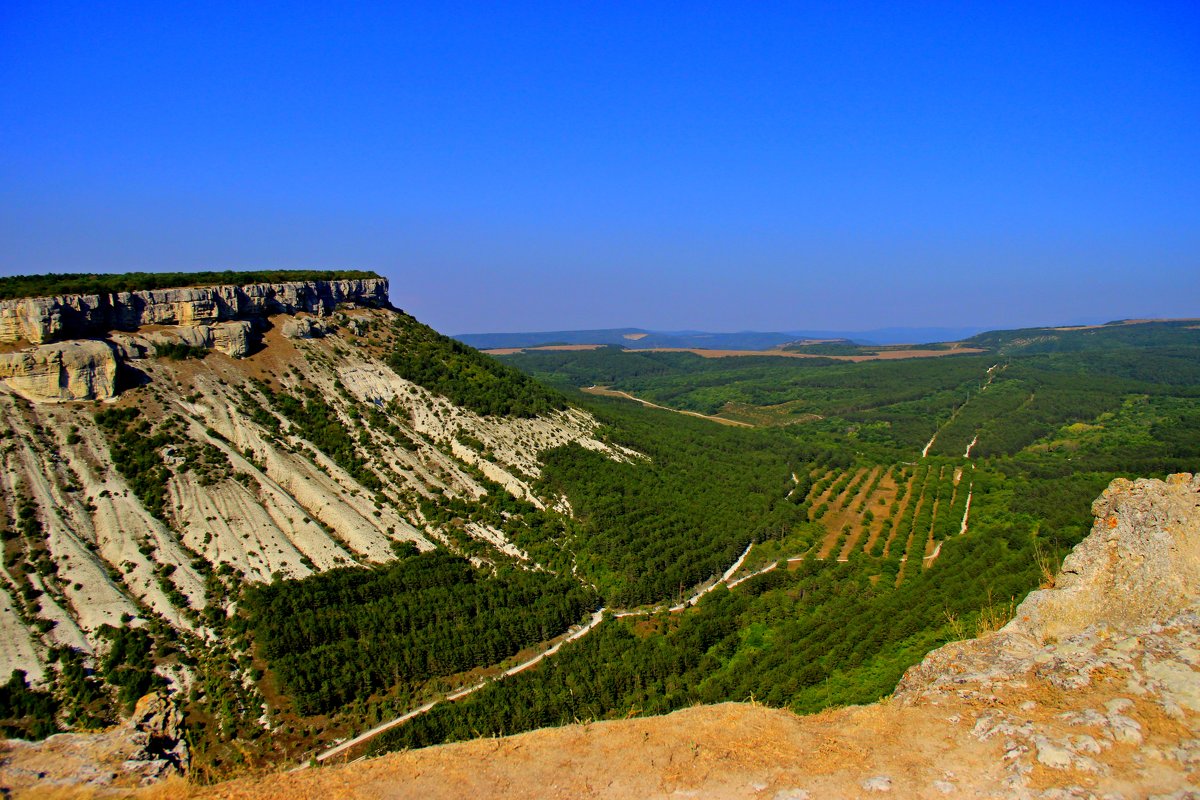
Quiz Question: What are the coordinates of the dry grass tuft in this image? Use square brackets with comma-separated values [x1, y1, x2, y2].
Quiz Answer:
[975, 590, 1017, 636]
[1033, 541, 1058, 589]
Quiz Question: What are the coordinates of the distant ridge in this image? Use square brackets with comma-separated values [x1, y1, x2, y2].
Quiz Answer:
[456, 326, 988, 350]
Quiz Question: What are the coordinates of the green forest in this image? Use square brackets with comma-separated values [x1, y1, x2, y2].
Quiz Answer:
[343, 320, 1199, 753]
[385, 311, 568, 417]
[0, 270, 381, 300]
[15, 308, 1196, 772]
[240, 550, 598, 715]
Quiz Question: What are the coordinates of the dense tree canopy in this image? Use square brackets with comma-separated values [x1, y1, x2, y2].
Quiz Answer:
[0, 270, 381, 300]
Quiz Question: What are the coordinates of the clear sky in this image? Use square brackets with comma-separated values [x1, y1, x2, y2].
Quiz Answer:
[2, 2, 1197, 334]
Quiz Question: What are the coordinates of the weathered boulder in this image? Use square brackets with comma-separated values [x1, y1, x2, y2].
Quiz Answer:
[281, 316, 327, 339]
[212, 320, 253, 357]
[0, 340, 119, 401]
[144, 320, 254, 358]
[107, 332, 154, 360]
[127, 691, 189, 775]
[1004, 472, 1200, 642]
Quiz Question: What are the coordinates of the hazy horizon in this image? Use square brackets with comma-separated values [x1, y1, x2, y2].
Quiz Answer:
[3, 3, 1198, 334]
[448, 320, 1105, 338]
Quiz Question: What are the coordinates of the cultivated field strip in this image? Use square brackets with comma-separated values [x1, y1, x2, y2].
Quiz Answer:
[799, 458, 972, 575]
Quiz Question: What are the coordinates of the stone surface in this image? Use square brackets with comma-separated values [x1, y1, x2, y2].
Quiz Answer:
[281, 316, 327, 339]
[0, 278, 388, 344]
[0, 692, 188, 793]
[145, 319, 254, 358]
[1004, 473, 1200, 642]
[862, 775, 893, 791]
[129, 692, 190, 773]
[0, 339, 118, 401]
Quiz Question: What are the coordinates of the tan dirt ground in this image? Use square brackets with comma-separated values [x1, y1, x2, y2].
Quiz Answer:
[45, 662, 1191, 800]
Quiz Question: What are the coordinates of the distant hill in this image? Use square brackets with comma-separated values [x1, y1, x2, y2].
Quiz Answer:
[964, 318, 1200, 354]
[456, 326, 989, 351]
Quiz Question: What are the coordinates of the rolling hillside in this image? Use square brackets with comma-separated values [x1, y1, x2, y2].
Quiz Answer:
[0, 274, 630, 772]
[2, 285, 1197, 789]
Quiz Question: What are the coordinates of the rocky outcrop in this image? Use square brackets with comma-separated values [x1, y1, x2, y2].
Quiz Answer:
[0, 340, 119, 401]
[1003, 473, 1200, 642]
[886, 473, 1200, 796]
[896, 473, 1200, 702]
[281, 316, 327, 339]
[0, 278, 387, 399]
[0, 278, 388, 345]
[0, 692, 188, 793]
[185, 475, 1200, 800]
[144, 320, 254, 358]
[127, 692, 190, 776]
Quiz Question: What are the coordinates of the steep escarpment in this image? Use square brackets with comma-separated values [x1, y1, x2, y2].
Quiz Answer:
[0, 276, 388, 345]
[0, 275, 389, 403]
[0, 277, 631, 787]
[172, 474, 1200, 800]
[0, 341, 119, 402]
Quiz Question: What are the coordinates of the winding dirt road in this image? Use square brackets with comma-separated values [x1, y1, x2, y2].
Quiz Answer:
[581, 386, 752, 427]
[310, 608, 609, 765]
[308, 543, 756, 765]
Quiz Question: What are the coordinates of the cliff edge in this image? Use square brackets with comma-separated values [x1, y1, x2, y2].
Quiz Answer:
[0, 277, 389, 345]
[0, 276, 388, 402]
[190, 474, 1200, 800]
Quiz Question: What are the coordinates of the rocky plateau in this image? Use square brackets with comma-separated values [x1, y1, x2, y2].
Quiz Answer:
[0, 279, 388, 403]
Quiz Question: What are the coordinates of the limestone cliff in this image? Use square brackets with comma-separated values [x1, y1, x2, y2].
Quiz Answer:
[0, 278, 387, 401]
[0, 340, 119, 402]
[0, 277, 388, 345]
[0, 302, 627, 742]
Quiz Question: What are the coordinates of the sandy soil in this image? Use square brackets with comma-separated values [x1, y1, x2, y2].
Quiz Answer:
[183, 654, 1198, 800]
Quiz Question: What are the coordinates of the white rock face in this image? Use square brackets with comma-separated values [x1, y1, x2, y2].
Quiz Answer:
[0, 278, 388, 344]
[280, 317, 327, 339]
[0, 304, 625, 697]
[0, 292, 105, 344]
[0, 279, 388, 403]
[0, 340, 119, 401]
[144, 320, 254, 358]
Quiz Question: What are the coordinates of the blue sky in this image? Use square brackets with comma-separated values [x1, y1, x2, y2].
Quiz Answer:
[2, 2, 1197, 334]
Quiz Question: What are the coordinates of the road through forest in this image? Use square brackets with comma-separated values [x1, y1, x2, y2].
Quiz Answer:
[308, 544, 755, 765]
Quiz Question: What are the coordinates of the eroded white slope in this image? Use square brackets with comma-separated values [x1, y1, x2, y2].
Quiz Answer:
[0, 306, 628, 686]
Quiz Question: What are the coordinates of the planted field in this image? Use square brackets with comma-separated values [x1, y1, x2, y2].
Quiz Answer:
[795, 457, 973, 579]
